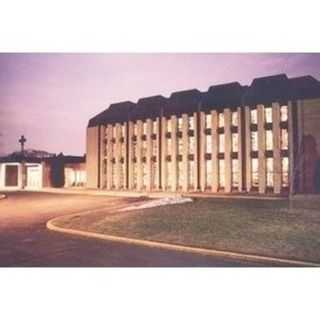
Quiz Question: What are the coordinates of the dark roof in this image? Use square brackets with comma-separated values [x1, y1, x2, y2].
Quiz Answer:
[165, 89, 202, 116]
[88, 101, 135, 127]
[289, 76, 320, 100]
[242, 74, 292, 106]
[202, 82, 247, 111]
[130, 95, 167, 121]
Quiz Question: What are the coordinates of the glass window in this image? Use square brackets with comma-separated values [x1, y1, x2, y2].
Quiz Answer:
[251, 109, 258, 124]
[280, 105, 288, 122]
[218, 112, 224, 128]
[232, 159, 239, 188]
[265, 107, 272, 123]
[206, 160, 212, 188]
[266, 130, 273, 151]
[206, 134, 212, 153]
[232, 111, 238, 127]
[251, 158, 259, 187]
[281, 129, 288, 150]
[232, 133, 238, 152]
[266, 158, 274, 187]
[251, 131, 258, 151]
[219, 159, 225, 188]
[219, 134, 225, 153]
[188, 116, 194, 130]
[205, 113, 212, 129]
[282, 157, 289, 187]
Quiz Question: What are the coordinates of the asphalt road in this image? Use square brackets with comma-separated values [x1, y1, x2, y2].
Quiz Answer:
[0, 191, 282, 267]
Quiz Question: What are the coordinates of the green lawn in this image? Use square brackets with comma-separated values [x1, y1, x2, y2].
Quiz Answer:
[54, 197, 320, 263]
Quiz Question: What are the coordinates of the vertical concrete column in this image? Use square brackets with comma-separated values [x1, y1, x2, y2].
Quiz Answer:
[296, 100, 304, 192]
[128, 121, 134, 190]
[171, 115, 178, 192]
[115, 123, 121, 190]
[123, 122, 128, 190]
[257, 104, 266, 194]
[156, 117, 161, 190]
[137, 120, 143, 191]
[288, 101, 297, 194]
[161, 117, 167, 191]
[193, 112, 199, 191]
[237, 107, 243, 192]
[244, 106, 252, 192]
[224, 108, 232, 193]
[146, 118, 153, 191]
[106, 124, 113, 190]
[199, 111, 206, 192]
[211, 110, 218, 192]
[99, 125, 106, 189]
[272, 102, 281, 194]
[182, 114, 189, 192]
[86, 126, 100, 189]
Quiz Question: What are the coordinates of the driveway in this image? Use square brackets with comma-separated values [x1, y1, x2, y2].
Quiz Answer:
[0, 191, 281, 267]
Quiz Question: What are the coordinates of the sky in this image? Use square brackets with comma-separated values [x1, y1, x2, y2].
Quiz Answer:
[1, 53, 320, 156]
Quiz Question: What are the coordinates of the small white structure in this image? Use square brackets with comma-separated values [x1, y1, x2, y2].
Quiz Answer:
[0, 162, 43, 190]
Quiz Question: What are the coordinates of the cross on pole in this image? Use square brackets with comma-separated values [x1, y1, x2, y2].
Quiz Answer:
[19, 135, 27, 153]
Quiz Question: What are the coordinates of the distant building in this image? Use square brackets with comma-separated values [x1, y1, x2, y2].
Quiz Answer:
[0, 151, 86, 190]
[87, 73, 320, 195]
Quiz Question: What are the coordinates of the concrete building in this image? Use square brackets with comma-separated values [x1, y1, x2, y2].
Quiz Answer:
[87, 74, 320, 196]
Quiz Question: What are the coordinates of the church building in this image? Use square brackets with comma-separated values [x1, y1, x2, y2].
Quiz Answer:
[86, 74, 320, 196]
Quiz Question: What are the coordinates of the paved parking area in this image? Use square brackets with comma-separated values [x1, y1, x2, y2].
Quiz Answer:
[0, 191, 280, 267]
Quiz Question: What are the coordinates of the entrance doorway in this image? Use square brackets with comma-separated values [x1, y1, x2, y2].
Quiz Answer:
[26, 164, 42, 189]
[5, 165, 19, 187]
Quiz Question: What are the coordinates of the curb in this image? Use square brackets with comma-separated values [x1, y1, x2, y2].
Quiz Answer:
[0, 194, 7, 200]
[47, 215, 320, 267]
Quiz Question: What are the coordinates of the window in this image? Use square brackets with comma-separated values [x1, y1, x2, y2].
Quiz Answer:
[219, 134, 225, 153]
[206, 160, 212, 188]
[251, 131, 258, 151]
[232, 159, 239, 188]
[265, 107, 272, 123]
[219, 159, 225, 188]
[281, 129, 288, 150]
[205, 113, 212, 129]
[280, 105, 288, 122]
[206, 134, 212, 153]
[266, 158, 274, 187]
[251, 158, 259, 187]
[251, 109, 258, 124]
[232, 111, 238, 127]
[266, 130, 273, 151]
[218, 112, 224, 128]
[232, 133, 238, 152]
[282, 157, 289, 187]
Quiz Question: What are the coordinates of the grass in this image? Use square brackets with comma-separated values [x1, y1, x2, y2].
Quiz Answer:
[54, 197, 320, 263]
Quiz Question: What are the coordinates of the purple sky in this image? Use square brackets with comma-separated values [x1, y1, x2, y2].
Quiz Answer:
[1, 53, 320, 156]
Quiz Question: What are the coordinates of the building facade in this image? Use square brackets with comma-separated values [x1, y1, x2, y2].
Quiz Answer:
[87, 74, 320, 195]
